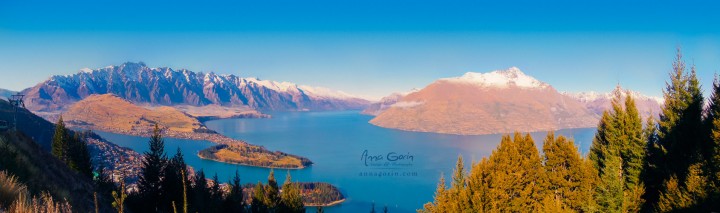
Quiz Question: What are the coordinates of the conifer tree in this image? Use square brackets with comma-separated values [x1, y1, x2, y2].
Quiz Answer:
[421, 174, 448, 213]
[706, 76, 720, 183]
[161, 148, 186, 212]
[467, 158, 490, 212]
[705, 76, 720, 210]
[542, 133, 596, 212]
[589, 86, 647, 211]
[656, 163, 709, 212]
[279, 172, 305, 213]
[264, 169, 280, 210]
[647, 48, 706, 210]
[596, 154, 623, 212]
[95, 166, 117, 199]
[136, 124, 168, 211]
[486, 133, 545, 212]
[224, 170, 245, 213]
[51, 116, 70, 163]
[69, 132, 93, 178]
[446, 155, 472, 212]
[622, 91, 646, 190]
[210, 173, 224, 212]
[251, 181, 267, 213]
[190, 170, 211, 212]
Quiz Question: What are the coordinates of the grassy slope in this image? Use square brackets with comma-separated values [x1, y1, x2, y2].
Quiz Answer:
[63, 94, 203, 133]
[0, 99, 112, 212]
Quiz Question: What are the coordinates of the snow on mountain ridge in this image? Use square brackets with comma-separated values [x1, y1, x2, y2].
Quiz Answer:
[563, 91, 664, 105]
[54, 62, 365, 101]
[440, 67, 550, 89]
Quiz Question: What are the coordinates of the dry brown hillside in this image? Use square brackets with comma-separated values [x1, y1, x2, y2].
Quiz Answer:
[370, 68, 599, 135]
[63, 94, 203, 133]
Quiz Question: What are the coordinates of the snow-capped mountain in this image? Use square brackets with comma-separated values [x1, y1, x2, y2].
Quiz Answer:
[361, 88, 420, 116]
[369, 67, 599, 135]
[563, 90, 663, 119]
[22, 62, 370, 112]
[439, 67, 550, 89]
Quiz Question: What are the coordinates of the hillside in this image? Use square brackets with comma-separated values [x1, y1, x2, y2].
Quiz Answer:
[361, 89, 419, 116]
[22, 62, 370, 112]
[0, 99, 55, 150]
[62, 94, 206, 133]
[369, 67, 599, 135]
[0, 99, 113, 212]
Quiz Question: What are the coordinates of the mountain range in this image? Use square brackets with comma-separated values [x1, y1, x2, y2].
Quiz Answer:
[563, 90, 663, 119]
[368, 67, 661, 135]
[22, 62, 370, 112]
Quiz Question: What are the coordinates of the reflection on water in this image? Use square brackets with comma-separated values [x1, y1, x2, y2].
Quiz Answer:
[97, 111, 596, 213]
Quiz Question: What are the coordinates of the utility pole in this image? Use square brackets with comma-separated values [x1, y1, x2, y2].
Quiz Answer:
[9, 93, 25, 132]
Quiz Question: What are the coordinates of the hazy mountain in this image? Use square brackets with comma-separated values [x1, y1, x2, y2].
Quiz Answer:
[0, 88, 16, 99]
[361, 88, 419, 116]
[563, 90, 663, 119]
[22, 62, 370, 112]
[369, 67, 599, 135]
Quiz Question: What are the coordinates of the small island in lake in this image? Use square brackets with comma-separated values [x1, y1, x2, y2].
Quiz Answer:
[199, 144, 313, 169]
[297, 182, 346, 206]
[242, 182, 346, 207]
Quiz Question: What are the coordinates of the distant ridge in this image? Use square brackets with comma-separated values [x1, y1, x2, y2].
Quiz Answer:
[22, 62, 370, 112]
[563, 90, 663, 119]
[0, 88, 16, 99]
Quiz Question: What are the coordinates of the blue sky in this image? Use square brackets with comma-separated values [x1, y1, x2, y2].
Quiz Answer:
[1, 0, 720, 100]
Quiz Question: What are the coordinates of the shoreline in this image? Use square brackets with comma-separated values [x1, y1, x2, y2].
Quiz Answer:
[305, 198, 346, 207]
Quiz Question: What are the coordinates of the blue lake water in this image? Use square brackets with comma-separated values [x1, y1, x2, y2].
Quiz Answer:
[96, 111, 596, 213]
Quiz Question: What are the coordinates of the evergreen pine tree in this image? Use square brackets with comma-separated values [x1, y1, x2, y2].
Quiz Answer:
[646, 48, 706, 210]
[485, 133, 545, 212]
[703, 75, 720, 209]
[622, 91, 646, 190]
[95, 165, 117, 199]
[70, 131, 93, 178]
[421, 174, 448, 213]
[596, 154, 624, 212]
[224, 170, 245, 213]
[210, 173, 223, 212]
[136, 124, 168, 212]
[251, 181, 267, 213]
[51, 116, 70, 163]
[542, 132, 597, 212]
[657, 163, 709, 212]
[190, 170, 211, 212]
[279, 172, 305, 213]
[589, 86, 648, 211]
[161, 148, 186, 213]
[446, 155, 471, 212]
[467, 158, 490, 212]
[264, 169, 280, 210]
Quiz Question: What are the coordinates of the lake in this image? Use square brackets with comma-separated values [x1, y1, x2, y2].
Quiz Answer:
[96, 111, 597, 213]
